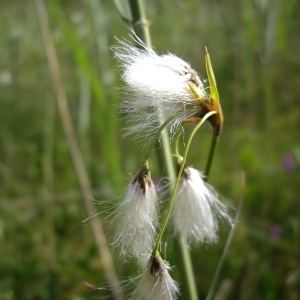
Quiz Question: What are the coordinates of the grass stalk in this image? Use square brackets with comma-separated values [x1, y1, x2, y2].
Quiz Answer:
[42, 70, 57, 298]
[205, 173, 246, 300]
[78, 71, 91, 165]
[34, 1, 123, 299]
[204, 133, 219, 179]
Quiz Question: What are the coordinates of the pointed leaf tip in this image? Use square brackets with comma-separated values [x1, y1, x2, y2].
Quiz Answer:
[205, 48, 219, 103]
[204, 48, 224, 134]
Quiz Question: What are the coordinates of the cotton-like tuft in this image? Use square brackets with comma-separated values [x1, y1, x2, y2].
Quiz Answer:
[113, 40, 207, 146]
[132, 255, 179, 300]
[112, 165, 158, 259]
[173, 167, 232, 243]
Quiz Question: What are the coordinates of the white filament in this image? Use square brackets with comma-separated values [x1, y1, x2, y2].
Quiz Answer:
[132, 256, 179, 300]
[112, 178, 158, 259]
[113, 40, 206, 145]
[173, 167, 232, 243]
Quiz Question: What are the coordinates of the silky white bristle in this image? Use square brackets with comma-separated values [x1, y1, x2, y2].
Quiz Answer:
[173, 167, 232, 243]
[132, 255, 179, 300]
[113, 40, 206, 145]
[112, 168, 158, 259]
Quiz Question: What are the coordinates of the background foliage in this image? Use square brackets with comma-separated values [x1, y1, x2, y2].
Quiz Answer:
[0, 0, 299, 299]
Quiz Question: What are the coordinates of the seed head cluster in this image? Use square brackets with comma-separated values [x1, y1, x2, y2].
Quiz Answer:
[111, 38, 232, 300]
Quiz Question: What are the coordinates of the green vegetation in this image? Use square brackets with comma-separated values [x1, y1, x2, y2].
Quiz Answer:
[0, 0, 299, 299]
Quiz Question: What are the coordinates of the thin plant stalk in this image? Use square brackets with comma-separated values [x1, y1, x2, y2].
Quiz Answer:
[78, 71, 91, 165]
[204, 133, 219, 179]
[153, 111, 217, 253]
[129, 0, 152, 47]
[34, 1, 123, 299]
[127, 1, 198, 299]
[205, 172, 246, 300]
[178, 237, 198, 300]
[42, 71, 57, 297]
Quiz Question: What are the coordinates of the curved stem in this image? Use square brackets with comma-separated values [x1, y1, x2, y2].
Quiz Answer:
[153, 111, 217, 254]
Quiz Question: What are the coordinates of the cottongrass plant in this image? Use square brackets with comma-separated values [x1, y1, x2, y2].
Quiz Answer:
[110, 34, 231, 299]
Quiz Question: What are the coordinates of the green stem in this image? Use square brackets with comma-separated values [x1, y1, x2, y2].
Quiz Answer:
[175, 132, 182, 158]
[153, 112, 217, 254]
[129, 0, 151, 46]
[179, 237, 199, 300]
[204, 133, 219, 179]
[205, 173, 246, 300]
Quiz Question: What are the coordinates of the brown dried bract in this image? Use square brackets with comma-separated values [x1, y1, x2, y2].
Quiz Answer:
[133, 164, 152, 194]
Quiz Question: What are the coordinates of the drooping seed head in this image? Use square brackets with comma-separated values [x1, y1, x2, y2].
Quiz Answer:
[173, 167, 232, 243]
[112, 164, 158, 259]
[132, 254, 179, 300]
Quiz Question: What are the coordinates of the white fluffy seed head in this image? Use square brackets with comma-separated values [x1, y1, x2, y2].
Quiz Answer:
[132, 255, 179, 300]
[173, 167, 232, 243]
[113, 39, 207, 146]
[112, 166, 158, 259]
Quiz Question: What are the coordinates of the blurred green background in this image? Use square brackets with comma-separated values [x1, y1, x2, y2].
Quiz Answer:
[0, 0, 299, 299]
